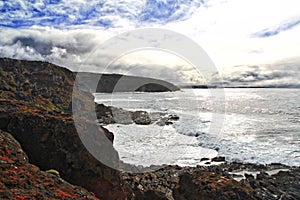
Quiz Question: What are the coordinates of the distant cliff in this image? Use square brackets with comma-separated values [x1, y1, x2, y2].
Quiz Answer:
[77, 72, 179, 93]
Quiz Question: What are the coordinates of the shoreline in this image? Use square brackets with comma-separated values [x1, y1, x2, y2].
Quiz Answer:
[0, 58, 299, 199]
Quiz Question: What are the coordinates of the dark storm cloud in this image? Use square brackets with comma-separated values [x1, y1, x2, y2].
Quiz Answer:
[13, 36, 53, 55]
[1, 28, 299, 88]
[218, 62, 300, 87]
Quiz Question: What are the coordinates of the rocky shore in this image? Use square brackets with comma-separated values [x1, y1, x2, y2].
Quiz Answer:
[0, 58, 299, 200]
[122, 162, 300, 199]
[95, 103, 179, 126]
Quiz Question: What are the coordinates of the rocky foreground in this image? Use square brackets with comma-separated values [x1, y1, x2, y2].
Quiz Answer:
[122, 162, 300, 199]
[0, 58, 299, 200]
[0, 129, 99, 200]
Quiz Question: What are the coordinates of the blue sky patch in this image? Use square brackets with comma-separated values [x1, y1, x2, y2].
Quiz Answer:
[0, 0, 201, 28]
[253, 18, 300, 38]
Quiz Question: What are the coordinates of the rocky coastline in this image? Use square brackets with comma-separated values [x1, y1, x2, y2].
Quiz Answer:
[95, 103, 179, 126]
[0, 58, 299, 200]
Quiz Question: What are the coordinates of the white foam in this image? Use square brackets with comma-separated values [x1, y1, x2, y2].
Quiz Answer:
[229, 169, 290, 182]
[105, 123, 217, 167]
[96, 88, 300, 166]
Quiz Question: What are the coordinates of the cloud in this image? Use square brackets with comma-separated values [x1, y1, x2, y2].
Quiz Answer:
[0, 27, 111, 69]
[252, 17, 300, 38]
[0, 27, 202, 85]
[0, 0, 204, 28]
[1, 25, 300, 87]
[0, 40, 44, 61]
[218, 59, 300, 87]
[1, 0, 300, 87]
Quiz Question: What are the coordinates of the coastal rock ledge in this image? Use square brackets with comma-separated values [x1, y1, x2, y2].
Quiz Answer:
[0, 129, 99, 199]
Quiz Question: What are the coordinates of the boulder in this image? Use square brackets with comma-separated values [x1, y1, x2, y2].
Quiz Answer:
[131, 111, 152, 125]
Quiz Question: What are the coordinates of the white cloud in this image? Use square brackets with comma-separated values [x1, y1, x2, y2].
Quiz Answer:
[0, 0, 300, 86]
[164, 0, 300, 69]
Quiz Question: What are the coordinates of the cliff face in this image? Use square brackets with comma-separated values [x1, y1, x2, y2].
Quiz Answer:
[77, 72, 180, 93]
[0, 58, 76, 113]
[0, 129, 99, 200]
[0, 57, 178, 199]
[0, 58, 179, 113]
[0, 58, 131, 199]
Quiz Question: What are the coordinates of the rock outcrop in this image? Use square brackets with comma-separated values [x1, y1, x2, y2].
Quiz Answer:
[0, 58, 131, 199]
[95, 103, 179, 126]
[123, 163, 300, 200]
[0, 129, 99, 200]
[79, 73, 180, 93]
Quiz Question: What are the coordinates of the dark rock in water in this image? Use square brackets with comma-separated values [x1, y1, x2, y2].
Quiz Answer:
[136, 83, 174, 92]
[168, 114, 180, 121]
[200, 157, 210, 162]
[212, 156, 226, 162]
[0, 129, 99, 199]
[95, 103, 180, 126]
[131, 111, 152, 125]
[245, 173, 255, 179]
[111, 107, 133, 124]
[256, 171, 268, 180]
[165, 121, 173, 125]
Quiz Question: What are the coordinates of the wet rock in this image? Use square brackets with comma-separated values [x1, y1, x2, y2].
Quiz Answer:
[111, 107, 133, 124]
[96, 104, 179, 126]
[168, 114, 179, 121]
[245, 173, 255, 179]
[212, 156, 226, 162]
[131, 111, 151, 125]
[123, 162, 300, 200]
[200, 158, 210, 162]
[256, 171, 268, 180]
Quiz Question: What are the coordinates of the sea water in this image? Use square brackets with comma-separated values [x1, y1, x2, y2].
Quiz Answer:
[95, 88, 300, 166]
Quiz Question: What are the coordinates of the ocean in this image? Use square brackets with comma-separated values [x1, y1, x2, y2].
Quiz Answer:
[95, 88, 300, 167]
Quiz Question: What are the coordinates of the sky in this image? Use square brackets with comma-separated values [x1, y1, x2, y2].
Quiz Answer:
[0, 0, 300, 87]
